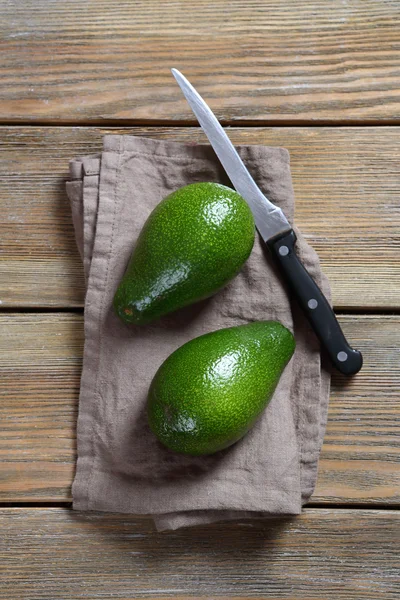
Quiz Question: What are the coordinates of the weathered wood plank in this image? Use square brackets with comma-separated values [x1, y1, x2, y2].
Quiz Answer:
[0, 313, 398, 503]
[1, 1, 400, 123]
[0, 508, 399, 599]
[1, 126, 399, 308]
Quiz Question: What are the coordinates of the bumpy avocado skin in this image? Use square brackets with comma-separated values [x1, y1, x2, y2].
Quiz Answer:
[113, 182, 255, 325]
[147, 321, 296, 456]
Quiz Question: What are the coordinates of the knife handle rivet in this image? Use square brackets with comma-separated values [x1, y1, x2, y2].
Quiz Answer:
[308, 298, 318, 310]
[337, 351, 348, 362]
[278, 245, 289, 256]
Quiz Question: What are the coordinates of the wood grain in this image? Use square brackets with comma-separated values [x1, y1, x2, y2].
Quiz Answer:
[1, 126, 399, 309]
[1, 1, 398, 592]
[1, 508, 399, 599]
[1, 1, 400, 123]
[1, 313, 399, 503]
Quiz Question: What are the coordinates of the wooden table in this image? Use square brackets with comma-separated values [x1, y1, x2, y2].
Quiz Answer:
[1, 2, 399, 598]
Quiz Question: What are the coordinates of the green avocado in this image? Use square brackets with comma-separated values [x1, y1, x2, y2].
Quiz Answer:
[113, 182, 255, 325]
[147, 321, 295, 456]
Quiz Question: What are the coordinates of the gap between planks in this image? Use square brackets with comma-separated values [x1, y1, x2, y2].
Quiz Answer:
[1, 501, 399, 510]
[1, 307, 399, 315]
[1, 119, 400, 127]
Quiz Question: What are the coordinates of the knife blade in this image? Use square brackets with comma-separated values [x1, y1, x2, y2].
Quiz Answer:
[172, 68, 363, 375]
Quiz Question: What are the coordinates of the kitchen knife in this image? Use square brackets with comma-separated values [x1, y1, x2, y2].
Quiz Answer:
[172, 68, 363, 375]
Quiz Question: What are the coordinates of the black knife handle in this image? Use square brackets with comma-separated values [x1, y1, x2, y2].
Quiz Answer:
[268, 229, 363, 375]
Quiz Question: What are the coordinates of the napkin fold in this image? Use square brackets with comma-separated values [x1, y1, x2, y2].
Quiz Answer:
[66, 135, 331, 531]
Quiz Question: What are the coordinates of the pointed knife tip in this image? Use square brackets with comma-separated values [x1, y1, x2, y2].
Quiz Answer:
[171, 68, 187, 84]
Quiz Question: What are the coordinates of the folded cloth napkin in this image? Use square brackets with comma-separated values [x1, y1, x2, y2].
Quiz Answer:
[66, 135, 331, 531]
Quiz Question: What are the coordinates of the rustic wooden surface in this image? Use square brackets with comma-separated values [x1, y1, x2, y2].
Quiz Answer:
[1, 313, 399, 503]
[1, 0, 399, 597]
[1, 126, 399, 308]
[1, 509, 399, 599]
[1, 1, 400, 124]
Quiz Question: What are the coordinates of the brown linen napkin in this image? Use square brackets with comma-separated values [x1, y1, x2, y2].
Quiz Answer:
[66, 135, 331, 531]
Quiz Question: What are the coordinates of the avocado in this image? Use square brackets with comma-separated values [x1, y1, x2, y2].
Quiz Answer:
[113, 182, 255, 325]
[147, 321, 295, 455]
